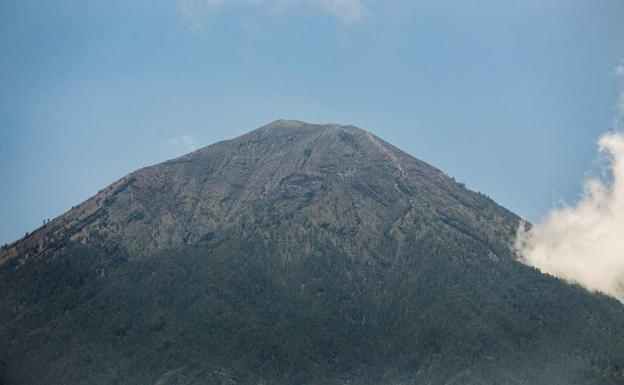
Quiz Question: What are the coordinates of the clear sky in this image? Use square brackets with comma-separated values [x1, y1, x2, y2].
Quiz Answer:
[1, 0, 623, 245]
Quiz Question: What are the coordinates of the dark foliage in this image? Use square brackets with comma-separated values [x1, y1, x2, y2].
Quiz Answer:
[2, 227, 624, 384]
[2, 121, 624, 384]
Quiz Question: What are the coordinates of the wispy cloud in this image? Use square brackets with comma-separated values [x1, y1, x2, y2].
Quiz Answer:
[516, 61, 624, 302]
[178, 0, 224, 30]
[312, 0, 367, 23]
[177, 0, 367, 26]
[616, 63, 624, 117]
[168, 135, 197, 153]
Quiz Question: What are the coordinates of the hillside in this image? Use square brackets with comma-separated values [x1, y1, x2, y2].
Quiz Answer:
[1, 120, 624, 384]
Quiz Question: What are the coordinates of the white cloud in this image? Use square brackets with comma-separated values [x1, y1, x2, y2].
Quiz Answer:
[516, 60, 624, 301]
[168, 135, 197, 153]
[515, 132, 624, 301]
[177, 0, 367, 25]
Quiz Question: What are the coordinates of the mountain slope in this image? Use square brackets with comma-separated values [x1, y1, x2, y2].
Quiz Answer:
[1, 120, 624, 385]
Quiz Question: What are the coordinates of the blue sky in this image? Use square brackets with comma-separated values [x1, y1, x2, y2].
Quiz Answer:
[1, 0, 623, 245]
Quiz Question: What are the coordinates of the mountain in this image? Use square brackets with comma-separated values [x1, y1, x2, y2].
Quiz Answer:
[1, 120, 624, 385]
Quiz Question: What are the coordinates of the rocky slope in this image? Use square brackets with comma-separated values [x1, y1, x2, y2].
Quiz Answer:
[1, 120, 624, 385]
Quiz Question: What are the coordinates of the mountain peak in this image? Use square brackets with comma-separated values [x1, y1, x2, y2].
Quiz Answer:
[250, 119, 366, 137]
[236, 119, 397, 162]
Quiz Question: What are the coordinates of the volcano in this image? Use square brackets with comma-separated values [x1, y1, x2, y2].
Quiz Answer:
[2, 120, 624, 385]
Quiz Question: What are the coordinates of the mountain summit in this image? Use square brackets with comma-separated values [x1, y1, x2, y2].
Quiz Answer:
[2, 120, 624, 385]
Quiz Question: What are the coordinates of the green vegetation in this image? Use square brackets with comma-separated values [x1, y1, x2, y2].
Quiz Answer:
[2, 225, 624, 384]
[2, 122, 624, 384]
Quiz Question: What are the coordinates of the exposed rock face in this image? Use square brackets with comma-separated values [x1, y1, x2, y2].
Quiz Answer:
[1, 120, 516, 265]
[1, 120, 624, 385]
